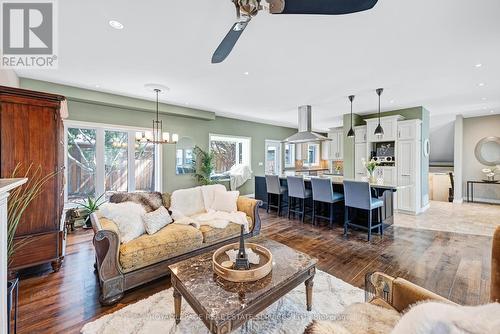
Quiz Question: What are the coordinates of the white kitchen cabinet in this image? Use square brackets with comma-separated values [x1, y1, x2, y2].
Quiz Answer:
[366, 115, 404, 142]
[354, 126, 367, 143]
[321, 141, 330, 160]
[397, 120, 421, 141]
[396, 120, 422, 214]
[327, 128, 343, 160]
[375, 166, 397, 184]
[354, 143, 368, 180]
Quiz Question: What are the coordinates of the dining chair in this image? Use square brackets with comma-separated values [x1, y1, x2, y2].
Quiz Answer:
[310, 177, 344, 227]
[287, 176, 312, 222]
[265, 174, 288, 216]
[343, 180, 384, 241]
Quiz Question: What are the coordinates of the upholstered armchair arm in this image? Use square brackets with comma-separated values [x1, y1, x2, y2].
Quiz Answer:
[90, 213, 125, 305]
[237, 196, 263, 236]
[366, 272, 454, 313]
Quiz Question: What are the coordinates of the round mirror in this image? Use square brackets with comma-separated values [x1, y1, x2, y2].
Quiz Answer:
[474, 136, 500, 166]
[176, 137, 195, 174]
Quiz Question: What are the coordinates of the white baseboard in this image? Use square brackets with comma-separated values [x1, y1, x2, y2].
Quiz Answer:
[419, 203, 430, 213]
[462, 197, 500, 205]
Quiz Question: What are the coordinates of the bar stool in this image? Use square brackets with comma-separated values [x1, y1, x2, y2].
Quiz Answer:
[343, 180, 383, 241]
[310, 177, 344, 227]
[287, 176, 312, 222]
[265, 175, 288, 216]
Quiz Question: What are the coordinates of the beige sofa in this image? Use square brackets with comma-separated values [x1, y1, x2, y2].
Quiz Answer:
[91, 191, 262, 305]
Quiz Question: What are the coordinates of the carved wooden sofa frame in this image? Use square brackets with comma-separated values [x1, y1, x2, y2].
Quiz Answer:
[91, 197, 262, 305]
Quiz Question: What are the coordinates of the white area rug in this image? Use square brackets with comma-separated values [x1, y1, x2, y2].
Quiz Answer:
[81, 270, 363, 334]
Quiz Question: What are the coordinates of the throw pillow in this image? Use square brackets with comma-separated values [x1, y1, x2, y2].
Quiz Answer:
[212, 190, 239, 213]
[99, 202, 146, 243]
[170, 186, 205, 219]
[201, 184, 227, 211]
[143, 206, 172, 235]
[109, 192, 163, 212]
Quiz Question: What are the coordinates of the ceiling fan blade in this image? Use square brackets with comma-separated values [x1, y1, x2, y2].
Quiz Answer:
[211, 20, 249, 64]
[268, 0, 378, 15]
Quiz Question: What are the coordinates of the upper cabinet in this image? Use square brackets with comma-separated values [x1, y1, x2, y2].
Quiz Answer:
[366, 115, 404, 142]
[354, 125, 367, 143]
[397, 119, 422, 141]
[327, 127, 343, 161]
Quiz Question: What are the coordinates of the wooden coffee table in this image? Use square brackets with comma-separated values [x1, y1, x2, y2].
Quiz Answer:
[168, 237, 317, 334]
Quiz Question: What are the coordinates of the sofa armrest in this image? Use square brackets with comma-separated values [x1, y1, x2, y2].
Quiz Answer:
[90, 213, 125, 305]
[237, 196, 263, 236]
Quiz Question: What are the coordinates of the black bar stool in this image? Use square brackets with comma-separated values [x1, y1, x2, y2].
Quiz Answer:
[343, 180, 383, 241]
[287, 176, 312, 222]
[310, 177, 344, 227]
[265, 175, 288, 216]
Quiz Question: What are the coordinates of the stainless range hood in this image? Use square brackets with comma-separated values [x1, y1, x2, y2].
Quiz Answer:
[282, 105, 330, 143]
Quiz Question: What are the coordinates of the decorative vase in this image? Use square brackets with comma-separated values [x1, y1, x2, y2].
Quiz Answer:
[368, 172, 377, 183]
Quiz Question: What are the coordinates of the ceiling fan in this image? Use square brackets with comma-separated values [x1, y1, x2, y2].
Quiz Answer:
[212, 0, 379, 64]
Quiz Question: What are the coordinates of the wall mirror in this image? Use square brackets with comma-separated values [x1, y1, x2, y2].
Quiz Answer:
[176, 136, 195, 174]
[474, 136, 500, 166]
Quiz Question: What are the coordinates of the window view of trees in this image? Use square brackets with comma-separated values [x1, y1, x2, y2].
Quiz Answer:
[209, 135, 250, 175]
[67, 126, 158, 203]
[67, 128, 97, 202]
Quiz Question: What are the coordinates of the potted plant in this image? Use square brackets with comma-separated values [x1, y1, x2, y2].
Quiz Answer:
[7, 163, 58, 331]
[362, 158, 380, 183]
[79, 193, 105, 229]
[193, 146, 216, 185]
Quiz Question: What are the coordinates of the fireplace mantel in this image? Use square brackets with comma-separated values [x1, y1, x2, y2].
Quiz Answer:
[1, 178, 27, 334]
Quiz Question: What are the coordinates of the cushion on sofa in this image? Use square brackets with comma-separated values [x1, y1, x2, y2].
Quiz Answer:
[143, 206, 172, 235]
[99, 202, 146, 243]
[119, 223, 203, 272]
[212, 190, 239, 213]
[109, 191, 163, 212]
[170, 186, 205, 219]
[199, 216, 253, 244]
[200, 184, 227, 211]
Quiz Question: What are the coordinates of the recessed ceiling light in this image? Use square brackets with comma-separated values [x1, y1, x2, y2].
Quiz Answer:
[478, 83, 485, 87]
[491, 110, 495, 113]
[475, 63, 483, 68]
[109, 20, 124, 30]
[483, 106, 487, 110]
[482, 97, 487, 100]
[243, 71, 249, 75]
[389, 100, 394, 104]
[95, 85, 100, 88]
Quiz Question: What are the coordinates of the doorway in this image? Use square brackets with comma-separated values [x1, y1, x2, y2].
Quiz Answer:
[265, 140, 281, 175]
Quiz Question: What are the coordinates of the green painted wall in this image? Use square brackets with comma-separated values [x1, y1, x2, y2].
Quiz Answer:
[342, 106, 430, 207]
[20, 79, 297, 195]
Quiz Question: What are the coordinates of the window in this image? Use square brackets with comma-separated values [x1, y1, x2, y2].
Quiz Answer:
[304, 143, 320, 167]
[65, 122, 161, 203]
[209, 134, 251, 174]
[284, 143, 295, 168]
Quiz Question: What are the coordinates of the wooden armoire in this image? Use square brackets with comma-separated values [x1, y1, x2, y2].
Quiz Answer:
[0, 85, 66, 272]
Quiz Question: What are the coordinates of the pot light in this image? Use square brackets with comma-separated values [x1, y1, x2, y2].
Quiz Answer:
[243, 71, 249, 75]
[491, 110, 495, 114]
[478, 83, 485, 87]
[475, 63, 482, 68]
[109, 20, 124, 30]
[482, 97, 487, 101]
[389, 99, 394, 104]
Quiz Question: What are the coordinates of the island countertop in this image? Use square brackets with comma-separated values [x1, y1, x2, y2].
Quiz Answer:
[256, 175, 407, 191]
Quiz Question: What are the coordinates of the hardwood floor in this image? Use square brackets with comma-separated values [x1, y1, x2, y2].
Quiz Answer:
[16, 209, 494, 333]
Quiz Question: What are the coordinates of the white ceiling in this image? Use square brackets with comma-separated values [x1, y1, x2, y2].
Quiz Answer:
[16, 0, 500, 130]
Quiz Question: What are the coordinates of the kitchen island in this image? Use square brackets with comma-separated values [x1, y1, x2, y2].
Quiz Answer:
[255, 175, 403, 223]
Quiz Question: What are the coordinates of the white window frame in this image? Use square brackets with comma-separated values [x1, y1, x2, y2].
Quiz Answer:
[208, 133, 252, 170]
[284, 143, 296, 168]
[64, 120, 162, 204]
[304, 143, 320, 167]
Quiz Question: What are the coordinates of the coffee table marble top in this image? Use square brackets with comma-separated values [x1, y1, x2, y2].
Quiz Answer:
[169, 236, 317, 331]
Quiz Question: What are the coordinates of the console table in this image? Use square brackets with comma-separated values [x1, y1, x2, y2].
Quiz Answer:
[466, 180, 500, 203]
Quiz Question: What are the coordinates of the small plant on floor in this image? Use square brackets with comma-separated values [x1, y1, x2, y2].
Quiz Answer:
[7, 163, 59, 267]
[79, 194, 106, 228]
[193, 145, 216, 185]
[362, 158, 379, 180]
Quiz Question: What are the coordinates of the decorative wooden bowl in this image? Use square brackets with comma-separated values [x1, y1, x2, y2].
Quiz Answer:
[212, 243, 273, 283]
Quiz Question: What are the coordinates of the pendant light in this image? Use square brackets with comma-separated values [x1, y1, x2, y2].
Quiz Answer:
[136, 87, 179, 145]
[347, 95, 355, 138]
[374, 88, 384, 138]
